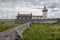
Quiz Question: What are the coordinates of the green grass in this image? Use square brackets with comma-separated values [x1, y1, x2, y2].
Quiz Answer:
[0, 19, 21, 32]
[0, 24, 20, 32]
[0, 19, 14, 24]
[22, 23, 60, 40]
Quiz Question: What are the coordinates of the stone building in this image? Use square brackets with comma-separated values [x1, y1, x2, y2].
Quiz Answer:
[15, 6, 59, 23]
[17, 13, 32, 20]
[15, 13, 32, 23]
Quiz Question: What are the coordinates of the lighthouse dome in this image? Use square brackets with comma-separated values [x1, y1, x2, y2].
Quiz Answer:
[42, 6, 48, 12]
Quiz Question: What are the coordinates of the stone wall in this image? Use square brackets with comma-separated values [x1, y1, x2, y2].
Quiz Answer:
[57, 18, 60, 22]
[0, 22, 31, 40]
[15, 19, 59, 24]
[31, 19, 57, 24]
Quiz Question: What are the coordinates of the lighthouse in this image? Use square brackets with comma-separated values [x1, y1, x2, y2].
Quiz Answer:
[42, 6, 48, 18]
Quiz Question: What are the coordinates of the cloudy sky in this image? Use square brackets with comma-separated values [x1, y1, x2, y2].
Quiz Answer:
[0, 0, 60, 19]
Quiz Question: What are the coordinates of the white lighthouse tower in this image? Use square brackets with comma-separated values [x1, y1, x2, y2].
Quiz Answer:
[42, 6, 48, 18]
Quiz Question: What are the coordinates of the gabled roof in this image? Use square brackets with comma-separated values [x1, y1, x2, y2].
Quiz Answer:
[17, 14, 32, 17]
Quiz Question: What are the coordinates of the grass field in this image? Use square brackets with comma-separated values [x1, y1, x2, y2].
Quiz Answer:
[22, 23, 60, 40]
[0, 19, 21, 32]
[0, 19, 14, 24]
[0, 24, 20, 32]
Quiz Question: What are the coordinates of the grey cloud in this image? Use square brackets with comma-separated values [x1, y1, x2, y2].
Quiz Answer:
[0, 0, 60, 19]
[47, 2, 57, 8]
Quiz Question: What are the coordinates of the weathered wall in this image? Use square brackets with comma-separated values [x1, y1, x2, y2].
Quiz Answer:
[0, 22, 31, 40]
[15, 19, 58, 24]
[57, 18, 60, 22]
[31, 19, 57, 24]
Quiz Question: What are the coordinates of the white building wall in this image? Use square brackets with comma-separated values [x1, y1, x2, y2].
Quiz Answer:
[43, 12, 47, 18]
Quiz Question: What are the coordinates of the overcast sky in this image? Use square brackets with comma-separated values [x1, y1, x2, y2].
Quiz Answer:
[0, 0, 60, 19]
